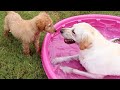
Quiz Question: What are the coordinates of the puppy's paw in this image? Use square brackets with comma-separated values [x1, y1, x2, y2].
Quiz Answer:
[23, 51, 30, 56]
[60, 66, 73, 74]
[36, 48, 41, 54]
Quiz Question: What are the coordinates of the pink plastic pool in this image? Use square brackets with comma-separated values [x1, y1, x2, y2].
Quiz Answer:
[41, 14, 120, 79]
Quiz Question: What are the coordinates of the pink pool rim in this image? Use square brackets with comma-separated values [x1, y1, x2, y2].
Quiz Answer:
[41, 14, 120, 79]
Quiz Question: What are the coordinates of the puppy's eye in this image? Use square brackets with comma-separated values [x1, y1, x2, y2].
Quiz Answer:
[72, 29, 75, 34]
[48, 24, 51, 27]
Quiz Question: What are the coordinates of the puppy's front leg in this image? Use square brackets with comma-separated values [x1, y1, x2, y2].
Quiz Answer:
[52, 54, 79, 64]
[22, 42, 30, 56]
[34, 39, 40, 53]
[34, 33, 40, 53]
[60, 66, 105, 79]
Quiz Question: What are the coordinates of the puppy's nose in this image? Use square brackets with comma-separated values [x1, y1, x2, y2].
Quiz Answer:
[60, 30, 63, 34]
[54, 30, 57, 32]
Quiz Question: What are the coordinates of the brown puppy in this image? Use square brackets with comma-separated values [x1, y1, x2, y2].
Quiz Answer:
[4, 11, 56, 55]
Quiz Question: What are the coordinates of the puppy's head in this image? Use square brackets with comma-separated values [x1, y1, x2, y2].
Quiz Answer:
[36, 12, 56, 33]
[60, 22, 95, 50]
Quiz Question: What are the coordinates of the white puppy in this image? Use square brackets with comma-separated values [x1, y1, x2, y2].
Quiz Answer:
[52, 22, 120, 79]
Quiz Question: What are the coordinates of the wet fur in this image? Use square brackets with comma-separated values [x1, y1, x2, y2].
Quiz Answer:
[52, 23, 120, 79]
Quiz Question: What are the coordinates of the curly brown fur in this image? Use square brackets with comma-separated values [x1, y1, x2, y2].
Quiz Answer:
[4, 11, 56, 55]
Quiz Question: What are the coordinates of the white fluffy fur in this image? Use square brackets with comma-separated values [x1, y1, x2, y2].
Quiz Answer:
[52, 22, 120, 79]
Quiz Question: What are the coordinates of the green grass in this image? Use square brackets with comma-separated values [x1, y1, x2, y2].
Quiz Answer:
[1, 11, 120, 79]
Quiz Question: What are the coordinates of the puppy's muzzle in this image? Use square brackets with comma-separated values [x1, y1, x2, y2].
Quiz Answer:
[54, 30, 57, 32]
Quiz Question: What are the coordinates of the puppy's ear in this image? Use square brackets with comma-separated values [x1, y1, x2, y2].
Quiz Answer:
[36, 19, 46, 31]
[80, 32, 93, 50]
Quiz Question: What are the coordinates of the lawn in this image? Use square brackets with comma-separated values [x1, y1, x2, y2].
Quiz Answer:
[1, 11, 120, 79]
